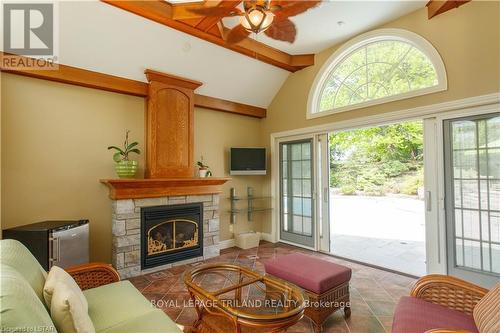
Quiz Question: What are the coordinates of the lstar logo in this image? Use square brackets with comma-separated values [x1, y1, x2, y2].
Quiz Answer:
[4, 3, 54, 55]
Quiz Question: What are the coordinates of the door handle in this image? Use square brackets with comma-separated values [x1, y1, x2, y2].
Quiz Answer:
[323, 187, 329, 203]
[425, 191, 432, 211]
[49, 237, 59, 265]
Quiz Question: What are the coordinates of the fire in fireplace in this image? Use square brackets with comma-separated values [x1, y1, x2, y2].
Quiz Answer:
[147, 219, 198, 255]
[141, 203, 203, 269]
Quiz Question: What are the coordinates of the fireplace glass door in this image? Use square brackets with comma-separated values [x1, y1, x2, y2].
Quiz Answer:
[141, 203, 203, 269]
[148, 219, 199, 255]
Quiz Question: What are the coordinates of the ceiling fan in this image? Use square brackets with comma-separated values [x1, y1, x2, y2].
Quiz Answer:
[189, 0, 321, 44]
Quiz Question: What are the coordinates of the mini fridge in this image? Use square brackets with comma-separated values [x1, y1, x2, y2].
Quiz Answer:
[3, 220, 89, 270]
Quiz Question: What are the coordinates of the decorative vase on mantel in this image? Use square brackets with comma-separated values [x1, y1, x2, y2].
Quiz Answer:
[115, 160, 138, 178]
[107, 130, 141, 179]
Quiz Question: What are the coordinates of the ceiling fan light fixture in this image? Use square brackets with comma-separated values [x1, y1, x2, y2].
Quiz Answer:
[240, 7, 274, 34]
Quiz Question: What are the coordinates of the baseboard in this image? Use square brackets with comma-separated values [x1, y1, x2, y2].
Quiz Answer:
[260, 232, 276, 243]
[219, 238, 236, 249]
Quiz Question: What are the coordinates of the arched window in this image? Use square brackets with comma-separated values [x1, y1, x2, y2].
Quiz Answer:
[308, 29, 447, 118]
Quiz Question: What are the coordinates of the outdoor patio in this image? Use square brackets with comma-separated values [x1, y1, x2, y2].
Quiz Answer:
[330, 194, 426, 276]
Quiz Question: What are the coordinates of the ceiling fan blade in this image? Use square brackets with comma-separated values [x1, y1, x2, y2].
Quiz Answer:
[187, 6, 242, 17]
[225, 24, 251, 44]
[271, 0, 321, 19]
[264, 18, 296, 43]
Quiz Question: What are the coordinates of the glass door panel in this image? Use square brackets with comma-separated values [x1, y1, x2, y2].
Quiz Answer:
[444, 113, 500, 287]
[280, 139, 314, 248]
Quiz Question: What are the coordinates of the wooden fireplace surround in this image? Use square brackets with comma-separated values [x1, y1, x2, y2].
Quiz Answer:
[101, 69, 230, 199]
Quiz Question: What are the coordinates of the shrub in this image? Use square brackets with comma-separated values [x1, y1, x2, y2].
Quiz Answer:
[382, 160, 409, 177]
[340, 185, 356, 195]
[401, 172, 424, 195]
[358, 170, 386, 188]
[362, 183, 384, 196]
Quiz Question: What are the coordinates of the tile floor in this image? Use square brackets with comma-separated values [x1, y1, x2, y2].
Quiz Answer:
[128, 241, 417, 333]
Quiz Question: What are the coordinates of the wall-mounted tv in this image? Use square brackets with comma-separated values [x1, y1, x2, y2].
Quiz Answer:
[230, 148, 266, 175]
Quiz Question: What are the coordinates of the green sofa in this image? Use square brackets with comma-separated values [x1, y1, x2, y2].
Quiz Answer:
[0, 239, 182, 333]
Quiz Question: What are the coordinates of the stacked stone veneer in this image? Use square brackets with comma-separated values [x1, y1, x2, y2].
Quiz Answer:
[111, 194, 220, 278]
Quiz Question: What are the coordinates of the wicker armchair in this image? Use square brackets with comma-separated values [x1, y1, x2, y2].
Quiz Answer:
[65, 262, 120, 290]
[408, 274, 489, 333]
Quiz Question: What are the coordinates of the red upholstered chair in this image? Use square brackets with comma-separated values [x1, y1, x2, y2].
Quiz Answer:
[392, 275, 492, 333]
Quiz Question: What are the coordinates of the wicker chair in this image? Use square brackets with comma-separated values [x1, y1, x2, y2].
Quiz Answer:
[410, 274, 488, 317]
[392, 274, 489, 333]
[65, 262, 120, 290]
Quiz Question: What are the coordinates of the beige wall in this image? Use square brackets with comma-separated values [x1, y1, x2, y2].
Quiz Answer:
[260, 1, 500, 233]
[1, 73, 145, 262]
[194, 108, 268, 242]
[1, 73, 265, 262]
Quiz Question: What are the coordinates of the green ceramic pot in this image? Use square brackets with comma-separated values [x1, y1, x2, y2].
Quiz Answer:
[115, 160, 138, 178]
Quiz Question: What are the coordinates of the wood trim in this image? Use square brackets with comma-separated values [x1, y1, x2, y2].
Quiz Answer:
[194, 94, 266, 118]
[100, 177, 231, 199]
[101, 0, 314, 72]
[145, 69, 202, 90]
[1, 52, 267, 118]
[426, 0, 471, 19]
[1, 52, 148, 97]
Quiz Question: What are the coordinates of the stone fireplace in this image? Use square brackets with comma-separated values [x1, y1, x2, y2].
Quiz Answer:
[101, 70, 230, 279]
[110, 194, 221, 278]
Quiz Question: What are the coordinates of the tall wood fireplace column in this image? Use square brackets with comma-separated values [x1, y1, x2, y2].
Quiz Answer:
[101, 70, 230, 278]
[102, 69, 230, 199]
[144, 69, 202, 179]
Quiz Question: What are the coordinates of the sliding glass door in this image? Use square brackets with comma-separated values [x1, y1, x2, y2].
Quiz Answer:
[444, 113, 500, 287]
[279, 139, 315, 248]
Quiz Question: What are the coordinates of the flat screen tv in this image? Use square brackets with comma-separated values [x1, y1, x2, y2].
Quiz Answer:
[230, 148, 266, 175]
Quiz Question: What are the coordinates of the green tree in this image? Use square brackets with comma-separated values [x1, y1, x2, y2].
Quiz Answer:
[329, 121, 423, 195]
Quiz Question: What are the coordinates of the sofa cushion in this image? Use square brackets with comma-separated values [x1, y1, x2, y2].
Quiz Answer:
[264, 253, 351, 294]
[50, 282, 96, 333]
[392, 296, 478, 333]
[0, 264, 56, 332]
[473, 283, 500, 333]
[99, 310, 182, 333]
[44, 265, 88, 310]
[83, 280, 180, 332]
[0, 239, 47, 304]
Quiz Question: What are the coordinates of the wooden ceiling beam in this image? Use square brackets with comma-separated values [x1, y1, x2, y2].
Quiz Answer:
[0, 53, 148, 97]
[195, 0, 241, 32]
[426, 0, 471, 19]
[171, 1, 222, 20]
[102, 0, 314, 72]
[194, 94, 266, 118]
[0, 52, 267, 118]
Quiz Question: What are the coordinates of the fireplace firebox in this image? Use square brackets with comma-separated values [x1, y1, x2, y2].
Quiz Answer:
[141, 203, 203, 269]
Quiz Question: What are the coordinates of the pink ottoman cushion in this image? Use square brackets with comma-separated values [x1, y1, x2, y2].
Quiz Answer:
[392, 297, 478, 333]
[264, 253, 351, 294]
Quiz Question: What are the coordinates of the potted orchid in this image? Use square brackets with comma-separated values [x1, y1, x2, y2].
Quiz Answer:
[197, 156, 212, 178]
[107, 130, 141, 178]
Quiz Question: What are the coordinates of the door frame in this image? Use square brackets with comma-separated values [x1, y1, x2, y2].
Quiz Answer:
[269, 93, 500, 270]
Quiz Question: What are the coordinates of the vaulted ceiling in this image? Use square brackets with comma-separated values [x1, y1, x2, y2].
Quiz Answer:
[42, 1, 429, 107]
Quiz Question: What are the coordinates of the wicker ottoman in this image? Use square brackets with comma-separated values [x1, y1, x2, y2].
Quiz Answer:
[264, 253, 351, 333]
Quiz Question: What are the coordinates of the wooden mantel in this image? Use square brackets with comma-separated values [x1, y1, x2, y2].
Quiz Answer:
[100, 178, 231, 200]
